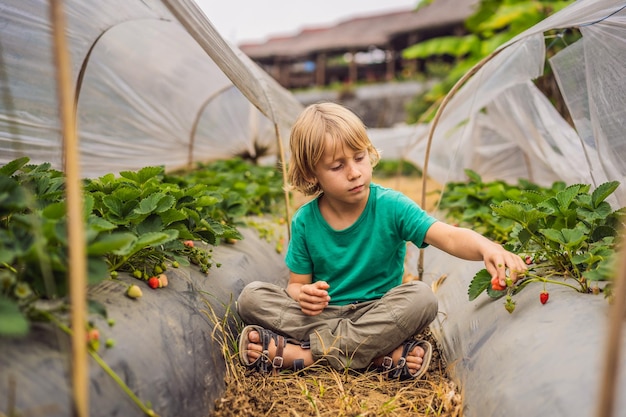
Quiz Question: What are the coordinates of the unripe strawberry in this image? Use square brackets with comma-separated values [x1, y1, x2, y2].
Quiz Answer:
[127, 284, 143, 299]
[157, 273, 168, 288]
[504, 295, 516, 314]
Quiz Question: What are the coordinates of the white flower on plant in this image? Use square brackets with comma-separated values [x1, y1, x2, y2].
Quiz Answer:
[14, 282, 32, 299]
[0, 271, 16, 291]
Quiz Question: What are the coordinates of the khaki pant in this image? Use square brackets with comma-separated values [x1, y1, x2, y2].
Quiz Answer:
[236, 280, 438, 370]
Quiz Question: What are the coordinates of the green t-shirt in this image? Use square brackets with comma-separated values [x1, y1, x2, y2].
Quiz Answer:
[285, 183, 437, 305]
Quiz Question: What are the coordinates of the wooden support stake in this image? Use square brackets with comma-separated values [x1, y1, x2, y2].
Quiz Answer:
[596, 231, 626, 417]
[275, 123, 291, 240]
[49, 1, 88, 416]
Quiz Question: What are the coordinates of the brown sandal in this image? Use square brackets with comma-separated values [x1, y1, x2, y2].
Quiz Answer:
[238, 325, 307, 374]
[377, 339, 432, 380]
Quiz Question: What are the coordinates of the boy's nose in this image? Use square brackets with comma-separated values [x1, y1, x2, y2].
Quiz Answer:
[347, 164, 361, 180]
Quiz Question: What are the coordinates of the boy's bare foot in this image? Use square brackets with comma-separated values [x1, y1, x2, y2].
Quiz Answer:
[372, 342, 426, 375]
[245, 329, 314, 369]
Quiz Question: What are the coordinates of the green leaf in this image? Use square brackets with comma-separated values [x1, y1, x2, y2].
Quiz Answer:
[491, 201, 546, 226]
[463, 168, 483, 184]
[592, 181, 620, 208]
[159, 208, 188, 226]
[135, 193, 175, 215]
[403, 34, 480, 59]
[88, 215, 117, 232]
[102, 195, 123, 217]
[591, 225, 617, 242]
[0, 157, 30, 176]
[42, 201, 66, 220]
[87, 256, 109, 285]
[468, 269, 492, 301]
[114, 187, 142, 201]
[540, 227, 586, 249]
[194, 195, 221, 208]
[556, 185, 582, 211]
[87, 232, 136, 256]
[127, 231, 178, 256]
[87, 299, 108, 318]
[119, 166, 163, 185]
[0, 296, 30, 336]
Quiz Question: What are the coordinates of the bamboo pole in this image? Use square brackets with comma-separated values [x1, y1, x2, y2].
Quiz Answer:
[49, 1, 88, 416]
[417, 46, 509, 279]
[275, 122, 291, 240]
[596, 231, 626, 417]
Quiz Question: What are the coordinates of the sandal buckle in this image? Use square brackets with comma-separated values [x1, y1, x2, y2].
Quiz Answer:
[272, 356, 284, 369]
[382, 356, 393, 370]
[396, 357, 406, 369]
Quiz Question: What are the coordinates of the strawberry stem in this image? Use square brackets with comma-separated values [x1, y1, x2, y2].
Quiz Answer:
[44, 312, 159, 417]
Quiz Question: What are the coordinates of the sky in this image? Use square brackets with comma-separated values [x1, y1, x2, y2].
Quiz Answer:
[196, 0, 419, 45]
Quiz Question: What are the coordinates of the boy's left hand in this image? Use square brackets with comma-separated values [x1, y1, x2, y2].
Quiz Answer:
[485, 249, 527, 288]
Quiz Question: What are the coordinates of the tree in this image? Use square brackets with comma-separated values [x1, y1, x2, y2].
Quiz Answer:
[404, 0, 577, 124]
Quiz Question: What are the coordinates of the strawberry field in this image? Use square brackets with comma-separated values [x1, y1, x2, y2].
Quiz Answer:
[2, 0, 626, 416]
[0, 156, 290, 416]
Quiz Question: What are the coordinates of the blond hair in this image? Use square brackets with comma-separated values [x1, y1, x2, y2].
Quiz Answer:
[287, 102, 380, 195]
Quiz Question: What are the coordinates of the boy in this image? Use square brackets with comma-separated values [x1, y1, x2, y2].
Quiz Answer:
[237, 102, 527, 379]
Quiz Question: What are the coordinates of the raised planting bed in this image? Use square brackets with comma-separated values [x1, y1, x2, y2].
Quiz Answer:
[0, 227, 288, 417]
[418, 245, 626, 417]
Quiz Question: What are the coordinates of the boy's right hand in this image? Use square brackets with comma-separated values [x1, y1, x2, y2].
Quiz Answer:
[298, 281, 330, 316]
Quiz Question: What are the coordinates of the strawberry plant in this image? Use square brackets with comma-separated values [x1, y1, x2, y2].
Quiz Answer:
[438, 169, 545, 242]
[443, 171, 625, 313]
[0, 156, 287, 336]
[0, 158, 135, 336]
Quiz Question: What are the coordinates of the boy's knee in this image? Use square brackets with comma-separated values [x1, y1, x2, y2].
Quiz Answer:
[411, 280, 438, 320]
[237, 281, 286, 324]
[389, 280, 438, 327]
[236, 281, 267, 319]
[237, 280, 263, 305]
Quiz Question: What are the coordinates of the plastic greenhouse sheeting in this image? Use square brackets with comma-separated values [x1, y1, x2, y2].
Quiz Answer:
[0, 0, 303, 177]
[0, 227, 289, 417]
[370, 0, 626, 207]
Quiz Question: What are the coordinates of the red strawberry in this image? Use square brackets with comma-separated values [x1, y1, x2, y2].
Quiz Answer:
[491, 276, 506, 291]
[525, 256, 532, 265]
[183, 240, 194, 248]
[148, 276, 159, 289]
[540, 291, 549, 304]
[86, 328, 101, 350]
[87, 328, 100, 342]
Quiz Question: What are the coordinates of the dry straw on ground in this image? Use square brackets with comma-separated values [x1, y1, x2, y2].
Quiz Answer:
[208, 323, 463, 417]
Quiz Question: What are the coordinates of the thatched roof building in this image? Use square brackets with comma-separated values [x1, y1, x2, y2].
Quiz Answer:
[240, 0, 478, 88]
